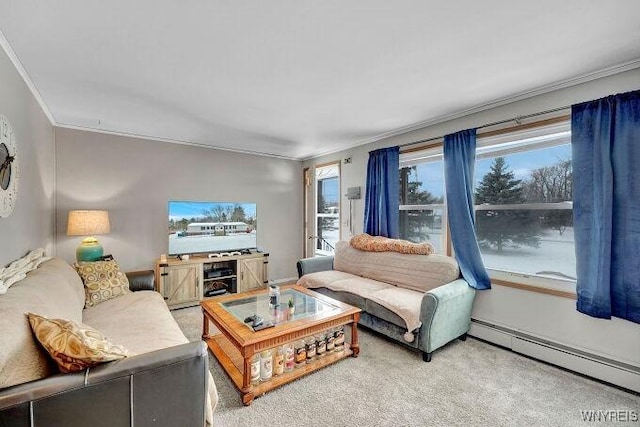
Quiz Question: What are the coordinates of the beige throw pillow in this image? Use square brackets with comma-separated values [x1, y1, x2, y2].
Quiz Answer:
[75, 260, 130, 308]
[27, 312, 129, 373]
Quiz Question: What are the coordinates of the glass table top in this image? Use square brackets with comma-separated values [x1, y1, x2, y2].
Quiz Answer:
[221, 288, 340, 329]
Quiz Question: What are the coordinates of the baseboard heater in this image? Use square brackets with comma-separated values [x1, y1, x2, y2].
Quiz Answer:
[469, 319, 640, 393]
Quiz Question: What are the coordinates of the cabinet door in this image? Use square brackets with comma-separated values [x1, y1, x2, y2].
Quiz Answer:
[161, 264, 201, 307]
[239, 257, 265, 292]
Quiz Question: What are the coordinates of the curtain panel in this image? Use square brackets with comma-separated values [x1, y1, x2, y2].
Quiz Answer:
[572, 90, 640, 324]
[443, 129, 491, 290]
[363, 146, 400, 238]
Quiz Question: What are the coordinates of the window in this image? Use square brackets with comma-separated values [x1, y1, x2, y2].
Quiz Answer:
[399, 146, 446, 253]
[397, 119, 575, 293]
[315, 163, 340, 255]
[475, 120, 575, 290]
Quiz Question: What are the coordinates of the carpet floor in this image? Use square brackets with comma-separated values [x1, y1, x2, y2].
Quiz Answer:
[172, 306, 639, 427]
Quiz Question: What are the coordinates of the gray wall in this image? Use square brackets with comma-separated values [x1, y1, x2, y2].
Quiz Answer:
[0, 46, 55, 267]
[303, 68, 640, 366]
[55, 128, 303, 280]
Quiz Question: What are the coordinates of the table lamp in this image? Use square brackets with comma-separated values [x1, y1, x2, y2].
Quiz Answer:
[67, 210, 111, 261]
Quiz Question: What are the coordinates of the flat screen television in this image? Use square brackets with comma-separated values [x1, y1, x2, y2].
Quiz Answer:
[168, 200, 257, 255]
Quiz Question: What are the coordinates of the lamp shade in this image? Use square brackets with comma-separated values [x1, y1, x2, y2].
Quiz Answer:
[67, 210, 111, 236]
[67, 210, 111, 262]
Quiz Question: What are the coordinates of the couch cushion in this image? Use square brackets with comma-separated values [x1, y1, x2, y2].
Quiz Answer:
[27, 312, 129, 373]
[82, 290, 216, 424]
[311, 287, 367, 311]
[296, 270, 355, 289]
[0, 258, 85, 389]
[297, 271, 394, 305]
[82, 291, 189, 354]
[333, 240, 460, 293]
[75, 260, 131, 308]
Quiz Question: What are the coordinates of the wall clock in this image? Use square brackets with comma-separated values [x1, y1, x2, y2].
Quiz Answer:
[0, 115, 18, 218]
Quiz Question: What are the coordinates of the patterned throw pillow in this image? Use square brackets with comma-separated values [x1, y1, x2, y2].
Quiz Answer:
[350, 233, 435, 255]
[75, 260, 131, 308]
[27, 312, 129, 373]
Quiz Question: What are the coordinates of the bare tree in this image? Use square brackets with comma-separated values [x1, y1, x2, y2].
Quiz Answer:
[523, 158, 573, 235]
[204, 205, 226, 222]
[523, 159, 572, 202]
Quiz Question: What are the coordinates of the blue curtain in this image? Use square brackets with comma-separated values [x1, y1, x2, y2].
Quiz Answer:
[572, 90, 640, 324]
[363, 146, 400, 238]
[444, 129, 491, 290]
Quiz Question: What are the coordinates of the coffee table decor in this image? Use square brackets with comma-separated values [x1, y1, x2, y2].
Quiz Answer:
[201, 285, 361, 405]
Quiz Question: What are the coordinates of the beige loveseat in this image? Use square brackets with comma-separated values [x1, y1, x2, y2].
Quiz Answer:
[0, 257, 217, 427]
[297, 241, 476, 361]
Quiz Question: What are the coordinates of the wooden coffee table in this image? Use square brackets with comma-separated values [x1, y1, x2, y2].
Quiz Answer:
[201, 284, 361, 405]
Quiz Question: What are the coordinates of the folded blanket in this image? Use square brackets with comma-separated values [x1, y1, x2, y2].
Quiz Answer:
[0, 248, 51, 295]
[297, 271, 422, 343]
[365, 287, 423, 342]
[350, 233, 435, 255]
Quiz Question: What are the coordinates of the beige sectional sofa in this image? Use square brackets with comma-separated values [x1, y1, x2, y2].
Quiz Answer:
[297, 241, 476, 361]
[0, 257, 217, 427]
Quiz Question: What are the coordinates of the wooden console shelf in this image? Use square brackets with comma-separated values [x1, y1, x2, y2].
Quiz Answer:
[155, 252, 269, 309]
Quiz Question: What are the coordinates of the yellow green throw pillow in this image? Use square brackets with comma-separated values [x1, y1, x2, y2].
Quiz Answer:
[75, 260, 130, 308]
[27, 312, 129, 373]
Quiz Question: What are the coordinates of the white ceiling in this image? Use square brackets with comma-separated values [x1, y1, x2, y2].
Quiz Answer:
[1, 1, 640, 160]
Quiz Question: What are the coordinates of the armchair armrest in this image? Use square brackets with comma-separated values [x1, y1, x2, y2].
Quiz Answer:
[0, 341, 208, 427]
[419, 279, 476, 355]
[296, 256, 334, 278]
[126, 270, 155, 292]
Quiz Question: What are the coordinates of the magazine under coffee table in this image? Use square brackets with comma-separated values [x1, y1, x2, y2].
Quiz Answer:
[201, 284, 361, 405]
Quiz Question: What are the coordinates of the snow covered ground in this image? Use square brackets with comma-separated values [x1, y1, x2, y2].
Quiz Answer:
[480, 227, 576, 280]
[320, 227, 339, 245]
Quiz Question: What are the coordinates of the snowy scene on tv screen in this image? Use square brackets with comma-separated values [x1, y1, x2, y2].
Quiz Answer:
[168, 201, 257, 254]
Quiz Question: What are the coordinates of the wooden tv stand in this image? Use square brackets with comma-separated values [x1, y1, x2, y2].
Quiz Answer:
[155, 252, 269, 309]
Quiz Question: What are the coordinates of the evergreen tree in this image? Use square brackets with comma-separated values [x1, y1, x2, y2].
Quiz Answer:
[230, 204, 247, 223]
[474, 157, 540, 251]
[399, 167, 443, 243]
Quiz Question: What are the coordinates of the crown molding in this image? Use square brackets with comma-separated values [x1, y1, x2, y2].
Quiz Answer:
[0, 28, 56, 125]
[302, 58, 640, 161]
[55, 123, 302, 161]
